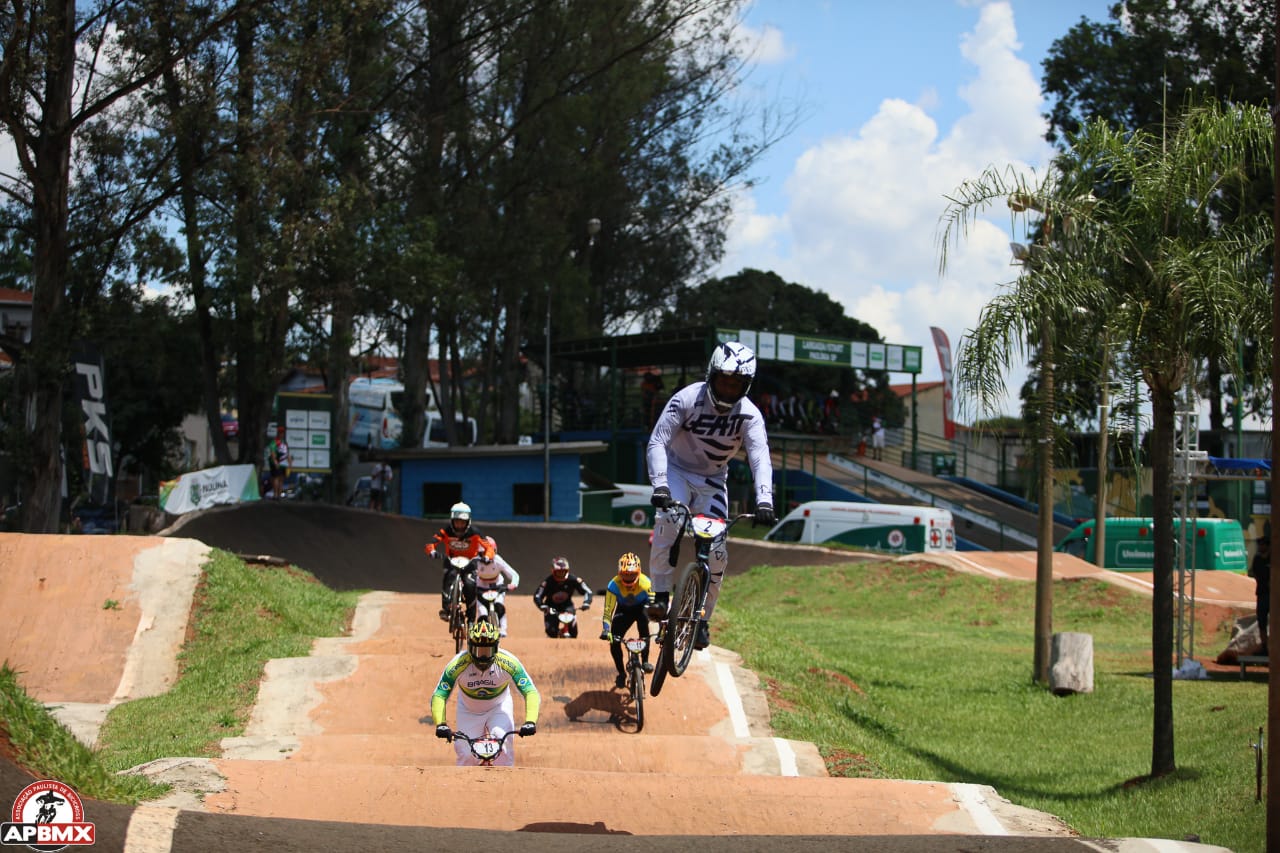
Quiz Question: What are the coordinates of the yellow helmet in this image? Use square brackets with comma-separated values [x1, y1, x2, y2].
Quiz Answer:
[468, 621, 500, 668]
[617, 552, 642, 585]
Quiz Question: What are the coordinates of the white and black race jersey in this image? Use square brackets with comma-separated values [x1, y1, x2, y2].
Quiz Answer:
[646, 381, 773, 507]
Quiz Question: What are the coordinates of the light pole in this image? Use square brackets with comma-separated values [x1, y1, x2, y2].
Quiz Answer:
[544, 217, 601, 522]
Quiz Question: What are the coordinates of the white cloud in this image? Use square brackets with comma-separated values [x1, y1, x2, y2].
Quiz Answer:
[737, 22, 791, 65]
[717, 1, 1050, 417]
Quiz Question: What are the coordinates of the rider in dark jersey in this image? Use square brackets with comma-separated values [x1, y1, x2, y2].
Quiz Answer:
[532, 556, 593, 638]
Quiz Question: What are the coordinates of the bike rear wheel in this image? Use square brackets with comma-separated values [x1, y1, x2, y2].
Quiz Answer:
[666, 562, 705, 677]
[650, 629, 670, 696]
[449, 577, 467, 653]
[453, 613, 467, 653]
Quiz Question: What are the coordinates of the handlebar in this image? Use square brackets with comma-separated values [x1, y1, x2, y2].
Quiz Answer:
[450, 729, 517, 745]
[662, 501, 755, 567]
[449, 729, 517, 761]
[664, 500, 754, 528]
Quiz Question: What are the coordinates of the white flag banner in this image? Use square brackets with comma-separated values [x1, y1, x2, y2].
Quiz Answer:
[159, 464, 260, 514]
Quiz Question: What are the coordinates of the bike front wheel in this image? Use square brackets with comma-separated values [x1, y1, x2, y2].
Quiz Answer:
[650, 629, 671, 696]
[666, 562, 705, 677]
[629, 661, 645, 732]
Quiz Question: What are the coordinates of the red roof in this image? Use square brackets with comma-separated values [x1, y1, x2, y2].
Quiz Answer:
[0, 288, 32, 304]
[890, 381, 946, 397]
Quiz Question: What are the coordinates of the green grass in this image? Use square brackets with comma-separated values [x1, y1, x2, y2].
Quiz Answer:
[0, 548, 360, 793]
[0, 664, 166, 804]
[715, 560, 1267, 853]
[96, 550, 361, 771]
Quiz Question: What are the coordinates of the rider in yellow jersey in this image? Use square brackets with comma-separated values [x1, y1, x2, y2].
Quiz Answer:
[599, 552, 656, 688]
[431, 621, 540, 766]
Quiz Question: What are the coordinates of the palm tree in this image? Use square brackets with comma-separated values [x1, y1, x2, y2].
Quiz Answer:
[940, 100, 1273, 778]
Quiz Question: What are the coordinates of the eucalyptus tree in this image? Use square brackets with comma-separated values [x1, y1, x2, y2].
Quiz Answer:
[383, 0, 787, 446]
[941, 101, 1273, 778]
[0, 0, 243, 532]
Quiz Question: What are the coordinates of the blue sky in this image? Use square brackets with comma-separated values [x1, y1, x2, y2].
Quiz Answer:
[717, 0, 1115, 419]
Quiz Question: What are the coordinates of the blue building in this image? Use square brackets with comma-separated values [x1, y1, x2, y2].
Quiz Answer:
[379, 441, 608, 523]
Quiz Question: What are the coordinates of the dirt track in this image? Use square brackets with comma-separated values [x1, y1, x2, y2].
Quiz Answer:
[0, 504, 1253, 852]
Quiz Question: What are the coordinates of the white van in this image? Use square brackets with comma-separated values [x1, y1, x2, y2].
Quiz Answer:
[349, 379, 404, 449]
[423, 411, 478, 448]
[348, 379, 477, 449]
[764, 500, 956, 554]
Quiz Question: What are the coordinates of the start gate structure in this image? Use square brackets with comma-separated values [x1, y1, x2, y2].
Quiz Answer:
[1173, 400, 1269, 665]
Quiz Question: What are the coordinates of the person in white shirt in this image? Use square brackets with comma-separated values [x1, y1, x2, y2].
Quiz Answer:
[646, 341, 775, 650]
[474, 536, 520, 636]
[369, 461, 392, 511]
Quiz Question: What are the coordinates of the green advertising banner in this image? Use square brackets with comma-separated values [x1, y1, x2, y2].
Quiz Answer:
[716, 328, 921, 373]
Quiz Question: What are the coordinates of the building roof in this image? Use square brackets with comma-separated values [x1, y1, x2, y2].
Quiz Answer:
[369, 441, 608, 461]
[889, 380, 946, 396]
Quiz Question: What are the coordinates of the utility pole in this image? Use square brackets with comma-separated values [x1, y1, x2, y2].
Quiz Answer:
[1266, 8, 1278, 847]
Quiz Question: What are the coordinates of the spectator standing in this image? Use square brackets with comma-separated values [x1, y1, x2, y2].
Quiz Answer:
[822, 390, 840, 434]
[267, 426, 291, 499]
[369, 461, 393, 511]
[870, 414, 885, 461]
[1250, 530, 1270, 647]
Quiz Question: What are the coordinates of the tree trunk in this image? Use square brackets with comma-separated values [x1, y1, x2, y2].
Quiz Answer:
[231, 12, 262, 468]
[21, 0, 77, 533]
[1149, 382, 1177, 777]
[1034, 322, 1055, 684]
[496, 291, 524, 444]
[403, 308, 433, 449]
[160, 56, 230, 466]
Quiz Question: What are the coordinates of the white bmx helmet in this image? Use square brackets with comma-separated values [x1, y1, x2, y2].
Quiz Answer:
[450, 502, 472, 535]
[706, 341, 757, 412]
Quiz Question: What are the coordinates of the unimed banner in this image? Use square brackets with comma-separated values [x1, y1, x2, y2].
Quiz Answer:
[72, 344, 113, 505]
[159, 464, 260, 514]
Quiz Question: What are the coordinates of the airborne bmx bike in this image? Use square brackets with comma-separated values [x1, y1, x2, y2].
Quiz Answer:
[649, 500, 753, 697]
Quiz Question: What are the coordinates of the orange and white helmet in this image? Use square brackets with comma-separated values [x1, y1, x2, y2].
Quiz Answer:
[617, 552, 642, 586]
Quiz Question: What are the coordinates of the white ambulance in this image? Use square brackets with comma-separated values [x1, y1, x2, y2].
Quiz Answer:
[764, 500, 956, 554]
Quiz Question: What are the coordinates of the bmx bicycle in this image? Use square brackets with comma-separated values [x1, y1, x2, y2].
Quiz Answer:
[544, 606, 578, 638]
[446, 556, 477, 653]
[476, 584, 509, 631]
[649, 500, 753, 697]
[618, 633, 652, 732]
[446, 729, 517, 766]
